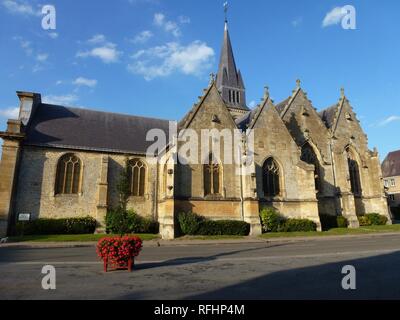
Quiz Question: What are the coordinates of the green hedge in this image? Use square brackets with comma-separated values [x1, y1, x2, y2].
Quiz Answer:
[177, 212, 250, 236]
[259, 207, 317, 233]
[16, 216, 97, 235]
[358, 213, 388, 226]
[106, 209, 159, 234]
[279, 218, 317, 232]
[197, 220, 250, 236]
[177, 211, 204, 235]
[320, 214, 348, 230]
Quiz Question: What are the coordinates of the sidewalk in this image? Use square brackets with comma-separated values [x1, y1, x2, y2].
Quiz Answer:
[2, 231, 400, 249]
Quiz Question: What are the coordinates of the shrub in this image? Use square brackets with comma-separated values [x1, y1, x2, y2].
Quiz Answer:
[106, 208, 131, 235]
[358, 213, 388, 226]
[197, 220, 250, 236]
[358, 215, 370, 226]
[176, 212, 250, 236]
[16, 216, 97, 235]
[336, 216, 348, 228]
[259, 207, 285, 232]
[177, 212, 204, 235]
[279, 218, 317, 232]
[106, 209, 158, 234]
[320, 214, 348, 230]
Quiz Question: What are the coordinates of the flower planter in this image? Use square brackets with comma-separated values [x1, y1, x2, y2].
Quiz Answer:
[103, 257, 134, 272]
[97, 236, 143, 272]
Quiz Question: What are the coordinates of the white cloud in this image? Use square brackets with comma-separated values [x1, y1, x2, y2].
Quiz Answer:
[88, 34, 106, 44]
[77, 43, 121, 63]
[132, 30, 153, 44]
[73, 77, 98, 88]
[0, 107, 19, 119]
[77, 35, 121, 63]
[248, 101, 257, 108]
[42, 94, 79, 106]
[1, 0, 40, 16]
[178, 15, 191, 24]
[154, 12, 181, 37]
[13, 37, 33, 55]
[128, 40, 215, 81]
[48, 32, 58, 39]
[378, 116, 400, 127]
[154, 13, 165, 26]
[165, 21, 180, 37]
[36, 53, 48, 62]
[322, 7, 346, 27]
[292, 17, 303, 27]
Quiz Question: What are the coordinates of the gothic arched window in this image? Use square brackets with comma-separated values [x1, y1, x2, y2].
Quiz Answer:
[346, 149, 362, 196]
[301, 143, 321, 192]
[128, 159, 146, 197]
[55, 153, 82, 194]
[204, 154, 221, 196]
[263, 158, 280, 197]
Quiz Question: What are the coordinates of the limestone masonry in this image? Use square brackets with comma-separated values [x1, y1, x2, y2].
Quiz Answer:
[0, 20, 391, 239]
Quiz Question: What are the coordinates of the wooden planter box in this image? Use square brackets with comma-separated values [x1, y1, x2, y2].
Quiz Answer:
[103, 257, 134, 272]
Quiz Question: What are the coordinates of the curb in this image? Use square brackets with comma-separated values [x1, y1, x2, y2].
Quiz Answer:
[1, 232, 400, 249]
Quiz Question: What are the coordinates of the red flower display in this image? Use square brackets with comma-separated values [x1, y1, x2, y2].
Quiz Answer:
[96, 236, 143, 272]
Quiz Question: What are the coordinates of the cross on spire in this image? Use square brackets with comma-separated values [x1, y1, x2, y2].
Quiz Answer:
[341, 87, 345, 98]
[264, 86, 269, 100]
[224, 2, 228, 22]
[216, 1, 248, 111]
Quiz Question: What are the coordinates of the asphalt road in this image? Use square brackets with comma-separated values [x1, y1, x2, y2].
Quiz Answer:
[1, 234, 400, 300]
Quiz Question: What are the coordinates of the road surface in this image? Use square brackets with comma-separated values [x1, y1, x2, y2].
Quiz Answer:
[1, 234, 400, 299]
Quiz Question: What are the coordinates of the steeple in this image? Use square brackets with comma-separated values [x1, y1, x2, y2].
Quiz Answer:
[216, 4, 248, 116]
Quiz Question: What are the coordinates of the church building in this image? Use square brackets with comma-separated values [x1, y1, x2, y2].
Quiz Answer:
[0, 18, 391, 239]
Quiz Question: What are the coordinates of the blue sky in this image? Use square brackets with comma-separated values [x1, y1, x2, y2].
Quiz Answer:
[0, 0, 399, 160]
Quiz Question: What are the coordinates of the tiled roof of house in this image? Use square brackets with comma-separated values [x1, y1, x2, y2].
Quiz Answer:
[382, 150, 400, 178]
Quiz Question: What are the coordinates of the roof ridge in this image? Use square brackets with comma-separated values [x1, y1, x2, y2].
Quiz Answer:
[40, 103, 172, 123]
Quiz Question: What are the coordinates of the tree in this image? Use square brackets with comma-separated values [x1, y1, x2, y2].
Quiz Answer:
[117, 157, 131, 212]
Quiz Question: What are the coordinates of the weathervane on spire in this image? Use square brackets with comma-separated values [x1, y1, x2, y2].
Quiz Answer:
[224, 1, 228, 22]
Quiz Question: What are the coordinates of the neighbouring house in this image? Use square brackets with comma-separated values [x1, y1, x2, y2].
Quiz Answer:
[382, 150, 400, 219]
[0, 17, 391, 239]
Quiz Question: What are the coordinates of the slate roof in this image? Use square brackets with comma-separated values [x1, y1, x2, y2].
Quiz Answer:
[23, 103, 171, 154]
[274, 98, 290, 115]
[382, 150, 400, 178]
[215, 21, 248, 111]
[235, 108, 257, 130]
[319, 104, 339, 129]
[216, 24, 242, 91]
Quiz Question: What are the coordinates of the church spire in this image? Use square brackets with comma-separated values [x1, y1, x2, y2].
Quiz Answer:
[216, 3, 248, 112]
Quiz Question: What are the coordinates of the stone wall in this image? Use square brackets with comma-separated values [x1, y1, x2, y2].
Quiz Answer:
[13, 147, 158, 223]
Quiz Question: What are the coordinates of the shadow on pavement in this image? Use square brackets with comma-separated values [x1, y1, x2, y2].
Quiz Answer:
[136, 243, 291, 271]
[181, 251, 400, 300]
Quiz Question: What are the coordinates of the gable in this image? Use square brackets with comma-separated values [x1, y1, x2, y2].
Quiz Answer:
[279, 89, 331, 162]
[180, 83, 238, 131]
[332, 98, 369, 151]
[250, 97, 299, 152]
